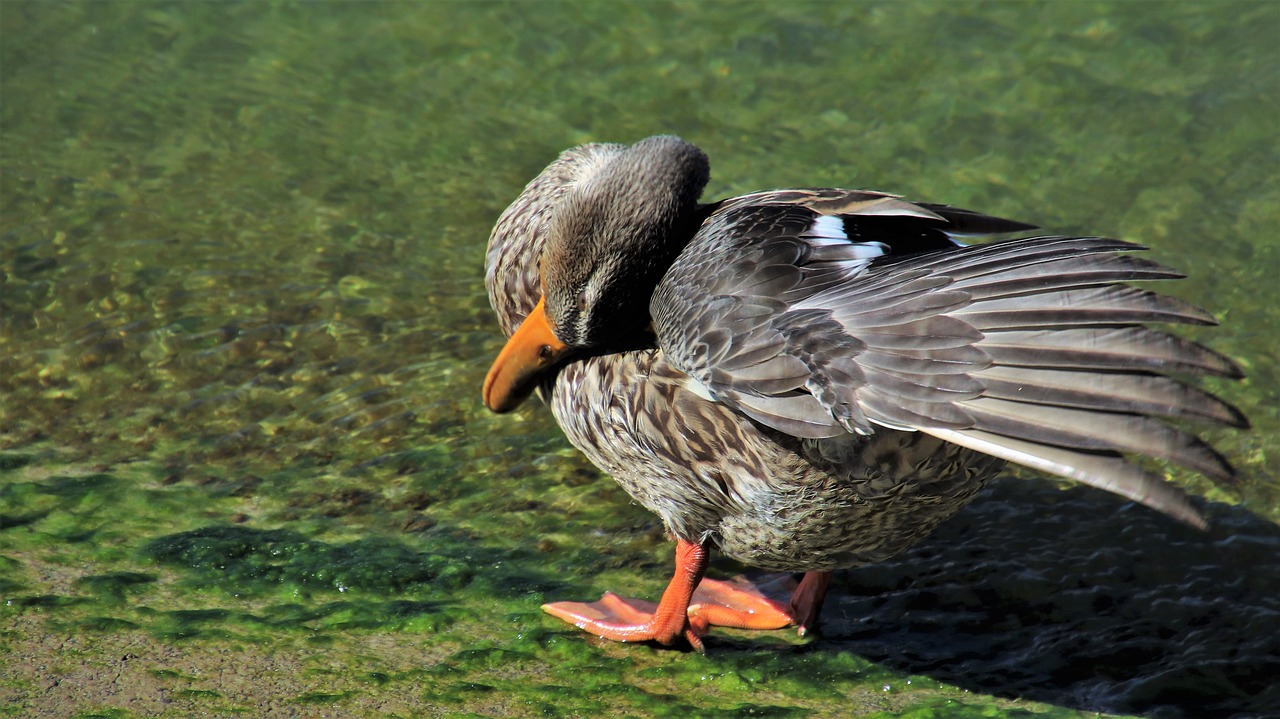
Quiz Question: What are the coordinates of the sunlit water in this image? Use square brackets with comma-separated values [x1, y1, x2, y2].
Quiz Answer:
[3, 3, 1278, 718]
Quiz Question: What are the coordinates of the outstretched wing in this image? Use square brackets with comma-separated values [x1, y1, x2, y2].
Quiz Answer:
[653, 190, 1245, 527]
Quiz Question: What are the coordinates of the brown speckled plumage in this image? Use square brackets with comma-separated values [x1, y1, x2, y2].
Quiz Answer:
[482, 135, 1246, 646]
[549, 351, 1004, 571]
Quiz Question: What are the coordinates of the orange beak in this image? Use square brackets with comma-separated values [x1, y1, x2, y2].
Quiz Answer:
[482, 297, 573, 413]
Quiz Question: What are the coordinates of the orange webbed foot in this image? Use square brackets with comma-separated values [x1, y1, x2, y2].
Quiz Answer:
[542, 592, 708, 651]
[686, 574, 796, 631]
[687, 571, 829, 637]
[542, 538, 713, 651]
[542, 540, 832, 650]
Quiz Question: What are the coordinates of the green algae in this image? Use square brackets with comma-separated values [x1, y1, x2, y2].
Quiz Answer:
[141, 525, 474, 596]
[2, 1, 1278, 718]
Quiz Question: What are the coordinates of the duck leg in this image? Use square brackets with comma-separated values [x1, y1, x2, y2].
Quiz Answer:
[542, 539, 826, 651]
[788, 570, 831, 636]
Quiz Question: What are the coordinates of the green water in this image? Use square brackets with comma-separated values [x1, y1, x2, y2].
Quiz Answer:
[2, 2, 1278, 717]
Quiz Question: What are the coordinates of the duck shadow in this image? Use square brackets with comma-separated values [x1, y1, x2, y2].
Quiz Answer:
[774, 480, 1278, 719]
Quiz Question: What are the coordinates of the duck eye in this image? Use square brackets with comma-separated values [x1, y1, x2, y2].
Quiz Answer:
[576, 291, 588, 312]
[538, 345, 556, 362]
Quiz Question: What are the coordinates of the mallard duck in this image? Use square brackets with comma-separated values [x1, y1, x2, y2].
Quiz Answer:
[481, 135, 1246, 651]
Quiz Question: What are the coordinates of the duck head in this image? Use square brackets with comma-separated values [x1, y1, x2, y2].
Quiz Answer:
[482, 135, 710, 413]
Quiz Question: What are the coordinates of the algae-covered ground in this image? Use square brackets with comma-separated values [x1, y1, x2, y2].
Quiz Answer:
[2, 2, 1278, 718]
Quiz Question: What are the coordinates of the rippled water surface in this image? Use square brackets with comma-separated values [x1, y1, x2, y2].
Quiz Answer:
[3, 2, 1278, 718]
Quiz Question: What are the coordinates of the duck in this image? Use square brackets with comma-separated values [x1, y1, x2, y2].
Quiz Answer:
[481, 135, 1247, 652]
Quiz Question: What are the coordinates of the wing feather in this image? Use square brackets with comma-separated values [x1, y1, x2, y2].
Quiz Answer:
[981, 327, 1243, 376]
[926, 428, 1206, 529]
[654, 196, 1244, 525]
[979, 366, 1248, 426]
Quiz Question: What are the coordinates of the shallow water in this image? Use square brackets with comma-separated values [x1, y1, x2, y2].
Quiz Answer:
[2, 2, 1278, 717]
